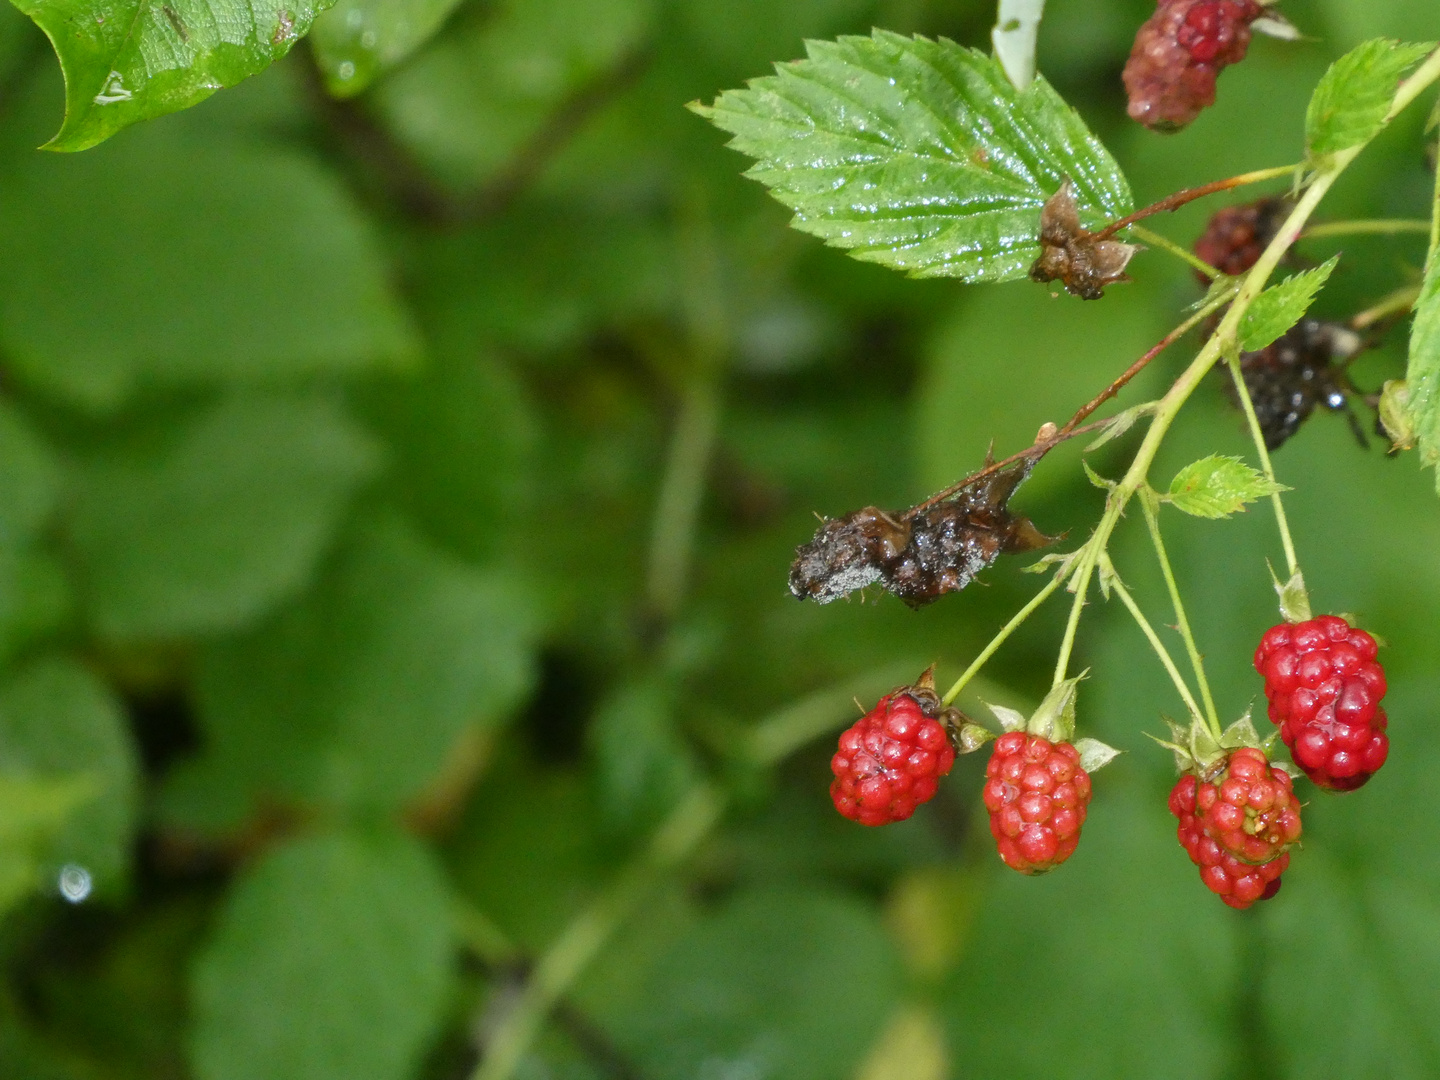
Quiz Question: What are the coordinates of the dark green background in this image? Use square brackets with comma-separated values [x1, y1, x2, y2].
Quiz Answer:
[0, 0, 1436, 1078]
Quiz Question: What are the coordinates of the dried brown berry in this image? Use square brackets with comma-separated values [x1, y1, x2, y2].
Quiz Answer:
[1028, 181, 1138, 300]
[789, 461, 1053, 608]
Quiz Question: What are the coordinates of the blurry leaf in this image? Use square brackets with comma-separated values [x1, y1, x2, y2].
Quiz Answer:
[1406, 251, 1440, 494]
[677, 0, 867, 73]
[310, 0, 466, 96]
[0, 773, 92, 919]
[0, 656, 137, 895]
[191, 826, 452, 1080]
[1305, 40, 1435, 160]
[10, 0, 330, 151]
[372, 0, 652, 187]
[1165, 454, 1283, 518]
[0, 402, 60, 544]
[362, 353, 536, 562]
[160, 515, 540, 830]
[68, 393, 383, 640]
[0, 547, 72, 665]
[694, 32, 1131, 282]
[1237, 256, 1339, 353]
[0, 130, 419, 410]
[590, 678, 698, 837]
[598, 885, 903, 1080]
[854, 1005, 948, 1080]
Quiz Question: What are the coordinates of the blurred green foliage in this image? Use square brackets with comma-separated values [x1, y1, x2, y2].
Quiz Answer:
[0, 1, 1436, 1079]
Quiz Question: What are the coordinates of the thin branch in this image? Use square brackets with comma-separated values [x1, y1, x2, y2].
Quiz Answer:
[1089, 164, 1298, 242]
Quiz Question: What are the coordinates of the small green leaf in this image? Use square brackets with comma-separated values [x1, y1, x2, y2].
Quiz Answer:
[190, 826, 452, 1080]
[310, 0, 467, 97]
[67, 393, 383, 640]
[985, 702, 1028, 734]
[1084, 401, 1155, 451]
[1238, 256, 1339, 353]
[1166, 455, 1284, 519]
[12, 0, 337, 151]
[693, 31, 1131, 282]
[1406, 249, 1440, 494]
[1305, 40, 1436, 160]
[1027, 674, 1081, 744]
[1081, 461, 1114, 490]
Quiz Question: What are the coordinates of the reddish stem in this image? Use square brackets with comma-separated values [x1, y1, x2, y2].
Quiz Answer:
[1090, 169, 1290, 242]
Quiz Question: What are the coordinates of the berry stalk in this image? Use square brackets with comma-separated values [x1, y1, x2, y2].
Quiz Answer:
[1224, 352, 1300, 578]
[1126, 222, 1222, 280]
[1139, 492, 1219, 730]
[941, 566, 1068, 706]
[1100, 554, 1208, 727]
[1302, 218, 1431, 240]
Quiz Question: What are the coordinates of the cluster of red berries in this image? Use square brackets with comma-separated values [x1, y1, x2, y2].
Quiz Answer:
[829, 691, 955, 826]
[1123, 0, 1265, 130]
[1255, 615, 1389, 790]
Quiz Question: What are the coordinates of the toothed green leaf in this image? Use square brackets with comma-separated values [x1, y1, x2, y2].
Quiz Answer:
[1306, 40, 1436, 160]
[1166, 455, 1285, 520]
[693, 30, 1131, 283]
[1238, 257, 1339, 353]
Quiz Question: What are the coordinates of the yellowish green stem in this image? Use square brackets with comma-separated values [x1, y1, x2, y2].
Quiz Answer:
[1139, 493, 1219, 730]
[1101, 555, 1208, 729]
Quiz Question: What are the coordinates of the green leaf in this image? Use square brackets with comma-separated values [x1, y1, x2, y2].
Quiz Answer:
[1237, 256, 1339, 353]
[0, 128, 420, 411]
[590, 678, 699, 838]
[1166, 455, 1284, 519]
[159, 515, 540, 831]
[1407, 250, 1440, 494]
[310, 0, 466, 96]
[1305, 40, 1436, 160]
[693, 31, 1131, 282]
[595, 886, 903, 1080]
[370, 0, 652, 187]
[0, 403, 60, 545]
[190, 826, 452, 1080]
[0, 773, 93, 919]
[67, 393, 383, 640]
[0, 657, 137, 895]
[11, 0, 334, 151]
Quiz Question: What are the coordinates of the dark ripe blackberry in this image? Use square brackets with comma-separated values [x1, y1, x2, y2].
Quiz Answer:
[1226, 318, 1365, 450]
[1193, 197, 1289, 283]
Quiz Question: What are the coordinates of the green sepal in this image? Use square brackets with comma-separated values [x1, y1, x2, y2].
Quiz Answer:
[1268, 562, 1313, 623]
[1073, 737, 1120, 774]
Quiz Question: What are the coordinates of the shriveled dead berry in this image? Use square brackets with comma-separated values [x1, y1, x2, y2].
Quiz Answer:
[1192, 197, 1289, 282]
[790, 461, 1053, 608]
[1028, 181, 1138, 300]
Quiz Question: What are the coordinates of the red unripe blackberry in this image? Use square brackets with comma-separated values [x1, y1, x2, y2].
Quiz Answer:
[1254, 615, 1389, 791]
[1192, 197, 1287, 282]
[831, 692, 955, 826]
[1170, 776, 1288, 909]
[982, 733, 1092, 874]
[1123, 0, 1263, 131]
[1195, 747, 1301, 863]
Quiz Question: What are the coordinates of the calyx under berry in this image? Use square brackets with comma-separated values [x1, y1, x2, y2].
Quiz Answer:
[985, 675, 1120, 773]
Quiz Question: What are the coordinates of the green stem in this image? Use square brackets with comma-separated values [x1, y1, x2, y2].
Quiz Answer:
[1051, 540, 1099, 686]
[941, 567, 1066, 706]
[645, 374, 722, 620]
[1102, 555, 1207, 727]
[1302, 218, 1431, 240]
[1224, 354, 1299, 578]
[472, 785, 724, 1080]
[1127, 223, 1221, 280]
[1351, 283, 1423, 330]
[1139, 493, 1219, 731]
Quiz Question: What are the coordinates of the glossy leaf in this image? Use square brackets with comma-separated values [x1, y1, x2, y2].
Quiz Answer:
[67, 393, 383, 640]
[10, 0, 332, 151]
[190, 826, 452, 1080]
[159, 515, 540, 831]
[1305, 39, 1435, 160]
[0, 127, 420, 411]
[1407, 249, 1440, 494]
[1166, 455, 1284, 519]
[1237, 257, 1339, 353]
[309, 0, 465, 96]
[0, 657, 137, 896]
[693, 31, 1132, 282]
